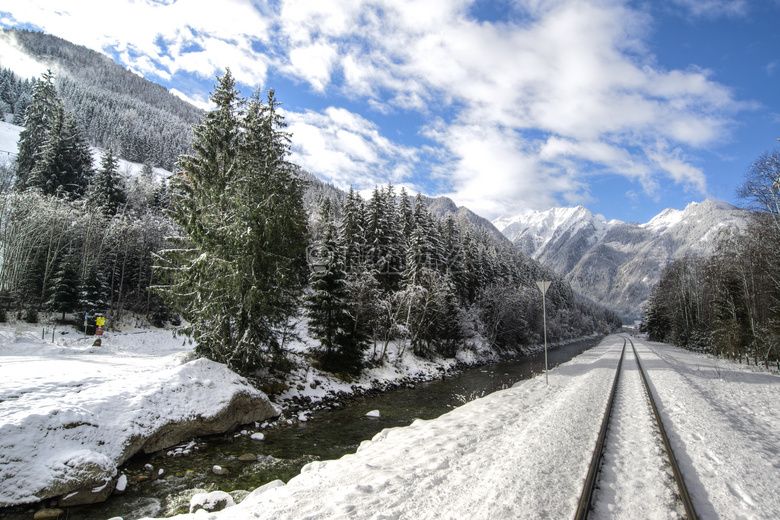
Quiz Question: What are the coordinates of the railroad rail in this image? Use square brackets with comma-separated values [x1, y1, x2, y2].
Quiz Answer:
[574, 338, 698, 520]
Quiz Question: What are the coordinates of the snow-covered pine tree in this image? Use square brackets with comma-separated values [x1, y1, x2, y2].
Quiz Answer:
[398, 187, 415, 247]
[306, 204, 368, 375]
[410, 193, 444, 276]
[80, 263, 109, 316]
[47, 257, 80, 321]
[157, 70, 308, 375]
[15, 70, 59, 188]
[366, 184, 403, 292]
[339, 187, 366, 275]
[21, 99, 92, 198]
[87, 147, 126, 216]
[234, 87, 309, 365]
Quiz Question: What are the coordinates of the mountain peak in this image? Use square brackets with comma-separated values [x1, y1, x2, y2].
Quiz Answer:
[493, 200, 750, 322]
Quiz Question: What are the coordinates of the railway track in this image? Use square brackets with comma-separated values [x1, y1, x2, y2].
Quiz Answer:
[575, 338, 697, 520]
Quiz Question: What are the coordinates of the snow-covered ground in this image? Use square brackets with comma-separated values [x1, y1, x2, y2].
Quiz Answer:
[4, 323, 778, 519]
[0, 322, 277, 506]
[0, 317, 503, 509]
[142, 335, 780, 520]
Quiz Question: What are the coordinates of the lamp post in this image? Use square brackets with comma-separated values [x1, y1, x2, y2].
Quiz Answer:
[536, 280, 552, 385]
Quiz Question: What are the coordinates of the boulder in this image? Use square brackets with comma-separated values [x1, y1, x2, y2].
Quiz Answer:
[189, 490, 235, 513]
[33, 509, 65, 520]
[1, 359, 279, 508]
[57, 479, 115, 507]
[126, 390, 279, 456]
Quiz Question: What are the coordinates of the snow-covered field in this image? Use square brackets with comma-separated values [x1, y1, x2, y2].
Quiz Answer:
[143, 335, 780, 520]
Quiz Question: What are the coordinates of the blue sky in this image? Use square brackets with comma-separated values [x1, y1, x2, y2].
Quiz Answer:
[1, 0, 778, 223]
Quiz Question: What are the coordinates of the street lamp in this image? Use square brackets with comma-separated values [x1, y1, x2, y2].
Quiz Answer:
[536, 280, 552, 385]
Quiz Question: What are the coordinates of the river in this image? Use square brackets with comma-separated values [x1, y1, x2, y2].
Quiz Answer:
[2, 337, 600, 520]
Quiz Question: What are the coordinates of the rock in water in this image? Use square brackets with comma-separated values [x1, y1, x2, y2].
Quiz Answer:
[189, 491, 235, 513]
[113, 474, 127, 495]
[57, 479, 116, 507]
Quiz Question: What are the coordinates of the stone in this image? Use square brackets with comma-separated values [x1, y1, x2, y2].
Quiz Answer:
[212, 465, 229, 475]
[33, 509, 65, 520]
[229, 490, 251, 504]
[112, 474, 128, 495]
[18, 364, 279, 508]
[128, 391, 278, 456]
[57, 479, 115, 507]
[237, 453, 257, 462]
[189, 491, 235, 513]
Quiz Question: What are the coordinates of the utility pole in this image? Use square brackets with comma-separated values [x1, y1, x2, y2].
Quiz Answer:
[536, 280, 552, 385]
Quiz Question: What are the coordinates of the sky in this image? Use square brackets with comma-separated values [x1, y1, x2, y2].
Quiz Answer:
[0, 0, 778, 224]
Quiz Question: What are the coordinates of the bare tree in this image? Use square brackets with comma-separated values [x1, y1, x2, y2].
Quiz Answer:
[738, 149, 780, 233]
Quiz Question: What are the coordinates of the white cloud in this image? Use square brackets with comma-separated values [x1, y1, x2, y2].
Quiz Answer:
[0, 32, 48, 79]
[2, 0, 272, 88]
[669, 0, 749, 18]
[646, 142, 708, 194]
[285, 107, 418, 190]
[287, 42, 339, 92]
[0, 0, 748, 219]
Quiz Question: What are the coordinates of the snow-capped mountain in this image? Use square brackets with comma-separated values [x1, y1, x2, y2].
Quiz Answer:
[493, 206, 621, 275]
[493, 200, 751, 322]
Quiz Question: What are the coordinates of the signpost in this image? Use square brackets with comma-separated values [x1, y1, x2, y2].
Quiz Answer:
[536, 280, 552, 385]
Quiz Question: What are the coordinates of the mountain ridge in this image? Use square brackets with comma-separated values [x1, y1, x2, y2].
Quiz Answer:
[493, 199, 751, 322]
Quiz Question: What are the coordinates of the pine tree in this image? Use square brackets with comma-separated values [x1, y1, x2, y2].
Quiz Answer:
[88, 147, 126, 215]
[365, 184, 403, 291]
[80, 264, 109, 316]
[156, 70, 308, 375]
[398, 188, 415, 245]
[16, 71, 92, 197]
[339, 186, 366, 275]
[15, 71, 58, 188]
[306, 211, 368, 375]
[48, 258, 80, 321]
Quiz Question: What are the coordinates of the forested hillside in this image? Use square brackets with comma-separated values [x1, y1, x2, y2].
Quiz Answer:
[1, 28, 201, 170]
[642, 150, 780, 368]
[0, 31, 621, 380]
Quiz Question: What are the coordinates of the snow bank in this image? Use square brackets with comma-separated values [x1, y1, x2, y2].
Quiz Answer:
[0, 324, 278, 506]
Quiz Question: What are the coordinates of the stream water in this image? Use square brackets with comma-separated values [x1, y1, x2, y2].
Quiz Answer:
[3, 337, 600, 520]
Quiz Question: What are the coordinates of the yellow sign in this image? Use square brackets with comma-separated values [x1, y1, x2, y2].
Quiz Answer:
[96, 316, 105, 326]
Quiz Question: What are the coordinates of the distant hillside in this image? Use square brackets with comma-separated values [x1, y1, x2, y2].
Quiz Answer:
[0, 28, 203, 170]
[494, 200, 752, 322]
[424, 195, 511, 244]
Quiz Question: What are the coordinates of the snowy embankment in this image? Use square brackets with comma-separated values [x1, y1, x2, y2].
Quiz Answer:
[0, 318, 510, 509]
[147, 336, 780, 520]
[0, 324, 278, 507]
[148, 337, 625, 520]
